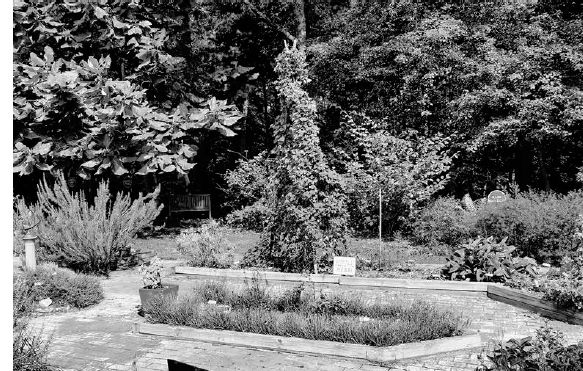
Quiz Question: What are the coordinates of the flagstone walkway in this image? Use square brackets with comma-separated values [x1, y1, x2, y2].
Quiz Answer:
[27, 265, 583, 371]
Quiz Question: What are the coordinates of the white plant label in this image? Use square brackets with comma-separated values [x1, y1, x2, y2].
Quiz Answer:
[333, 256, 356, 276]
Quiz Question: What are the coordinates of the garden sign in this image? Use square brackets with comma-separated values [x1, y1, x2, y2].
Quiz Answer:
[487, 190, 507, 203]
[333, 256, 356, 276]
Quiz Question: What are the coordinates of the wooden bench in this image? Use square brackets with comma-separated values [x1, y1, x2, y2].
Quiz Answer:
[168, 194, 211, 219]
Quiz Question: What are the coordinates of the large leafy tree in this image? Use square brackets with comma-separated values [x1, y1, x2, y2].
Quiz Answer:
[308, 2, 583, 194]
[13, 0, 244, 179]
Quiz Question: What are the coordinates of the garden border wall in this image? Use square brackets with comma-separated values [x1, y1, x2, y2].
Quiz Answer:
[487, 285, 583, 326]
[173, 267, 583, 326]
[135, 322, 519, 363]
[173, 267, 490, 292]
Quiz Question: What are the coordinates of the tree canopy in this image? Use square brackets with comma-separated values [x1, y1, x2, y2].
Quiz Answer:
[13, 0, 583, 214]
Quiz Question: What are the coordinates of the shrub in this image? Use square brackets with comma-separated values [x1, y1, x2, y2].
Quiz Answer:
[176, 221, 235, 268]
[411, 197, 477, 247]
[224, 202, 271, 232]
[14, 172, 162, 274]
[540, 247, 583, 311]
[223, 154, 271, 232]
[442, 236, 537, 282]
[20, 263, 104, 308]
[223, 152, 270, 211]
[481, 324, 583, 370]
[542, 278, 583, 311]
[344, 130, 453, 238]
[13, 277, 53, 371]
[475, 191, 583, 264]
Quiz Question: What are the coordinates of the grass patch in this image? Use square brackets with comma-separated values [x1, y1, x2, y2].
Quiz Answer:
[135, 227, 260, 264]
[135, 228, 444, 277]
[19, 263, 104, 308]
[144, 280, 469, 347]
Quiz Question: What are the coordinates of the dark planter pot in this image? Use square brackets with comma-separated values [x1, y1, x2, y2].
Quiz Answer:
[139, 284, 179, 309]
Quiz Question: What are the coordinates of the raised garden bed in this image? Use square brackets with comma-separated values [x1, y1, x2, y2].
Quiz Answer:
[136, 322, 509, 363]
[141, 280, 470, 349]
[487, 285, 583, 326]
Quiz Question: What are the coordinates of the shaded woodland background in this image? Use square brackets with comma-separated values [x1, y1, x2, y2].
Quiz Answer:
[13, 0, 583, 223]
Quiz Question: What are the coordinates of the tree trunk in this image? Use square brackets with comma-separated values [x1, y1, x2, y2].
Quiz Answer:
[294, 0, 306, 45]
[514, 138, 531, 191]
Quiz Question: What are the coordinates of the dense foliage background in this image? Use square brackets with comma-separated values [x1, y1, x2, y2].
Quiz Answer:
[13, 0, 583, 229]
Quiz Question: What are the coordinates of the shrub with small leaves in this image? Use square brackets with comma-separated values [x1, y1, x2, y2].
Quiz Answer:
[14, 172, 162, 274]
[13, 276, 52, 371]
[540, 247, 583, 311]
[442, 236, 536, 282]
[541, 278, 583, 311]
[176, 221, 235, 268]
[20, 263, 103, 308]
[224, 202, 271, 232]
[411, 197, 477, 247]
[475, 191, 583, 264]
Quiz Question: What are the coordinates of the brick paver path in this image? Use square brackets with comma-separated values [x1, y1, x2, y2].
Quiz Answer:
[27, 265, 583, 371]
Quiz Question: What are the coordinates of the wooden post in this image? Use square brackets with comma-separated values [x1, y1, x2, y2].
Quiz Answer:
[23, 234, 38, 271]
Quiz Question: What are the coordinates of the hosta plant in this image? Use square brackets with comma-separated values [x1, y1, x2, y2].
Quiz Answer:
[442, 236, 536, 282]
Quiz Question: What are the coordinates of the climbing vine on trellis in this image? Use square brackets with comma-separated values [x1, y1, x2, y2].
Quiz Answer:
[256, 41, 348, 272]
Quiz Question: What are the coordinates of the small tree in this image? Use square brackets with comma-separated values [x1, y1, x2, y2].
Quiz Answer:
[344, 128, 453, 236]
[254, 41, 348, 272]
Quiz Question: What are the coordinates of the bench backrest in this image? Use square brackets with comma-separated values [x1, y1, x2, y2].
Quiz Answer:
[169, 194, 210, 212]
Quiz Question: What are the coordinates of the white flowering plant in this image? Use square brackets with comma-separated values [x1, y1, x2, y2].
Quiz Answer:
[139, 257, 163, 289]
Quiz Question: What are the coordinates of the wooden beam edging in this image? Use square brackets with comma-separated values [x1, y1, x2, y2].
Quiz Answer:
[136, 322, 501, 362]
[174, 267, 489, 292]
[487, 285, 583, 326]
[338, 276, 489, 291]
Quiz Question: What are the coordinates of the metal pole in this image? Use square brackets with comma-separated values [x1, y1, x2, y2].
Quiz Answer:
[378, 187, 382, 269]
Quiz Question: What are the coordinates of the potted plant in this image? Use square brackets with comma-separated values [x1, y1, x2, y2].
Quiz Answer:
[138, 257, 178, 309]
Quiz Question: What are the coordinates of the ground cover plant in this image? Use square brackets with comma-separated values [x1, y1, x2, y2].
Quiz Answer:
[143, 279, 469, 347]
[18, 263, 104, 309]
[14, 172, 162, 274]
[540, 246, 583, 312]
[479, 324, 583, 371]
[13, 276, 54, 371]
